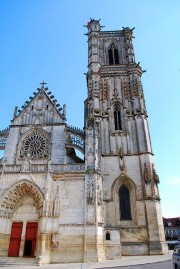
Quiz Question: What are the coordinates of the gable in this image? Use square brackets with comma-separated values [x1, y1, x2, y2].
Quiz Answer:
[12, 86, 66, 126]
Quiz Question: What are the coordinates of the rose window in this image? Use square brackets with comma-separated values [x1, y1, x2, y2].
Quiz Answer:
[20, 130, 49, 158]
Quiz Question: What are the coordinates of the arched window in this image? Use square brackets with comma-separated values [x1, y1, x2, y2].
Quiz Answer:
[119, 185, 131, 220]
[114, 105, 122, 130]
[106, 232, 111, 240]
[114, 48, 119, 64]
[108, 48, 113, 65]
[108, 43, 119, 65]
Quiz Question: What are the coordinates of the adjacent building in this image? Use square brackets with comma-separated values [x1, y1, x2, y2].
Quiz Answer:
[163, 217, 180, 241]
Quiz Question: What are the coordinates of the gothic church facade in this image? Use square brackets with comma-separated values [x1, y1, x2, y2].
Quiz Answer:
[0, 20, 167, 264]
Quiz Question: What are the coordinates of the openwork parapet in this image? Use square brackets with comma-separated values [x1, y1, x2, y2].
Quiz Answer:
[0, 164, 85, 173]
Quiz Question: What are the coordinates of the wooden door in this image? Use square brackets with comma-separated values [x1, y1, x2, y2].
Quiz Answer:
[8, 222, 23, 257]
[24, 222, 38, 257]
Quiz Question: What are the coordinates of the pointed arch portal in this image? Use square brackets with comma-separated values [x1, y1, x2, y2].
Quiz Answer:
[0, 180, 43, 218]
[0, 180, 43, 257]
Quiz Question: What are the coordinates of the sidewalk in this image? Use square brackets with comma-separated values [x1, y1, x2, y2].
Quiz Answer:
[0, 252, 173, 269]
[42, 252, 173, 269]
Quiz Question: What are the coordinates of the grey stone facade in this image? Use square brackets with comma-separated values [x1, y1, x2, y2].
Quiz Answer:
[0, 20, 168, 264]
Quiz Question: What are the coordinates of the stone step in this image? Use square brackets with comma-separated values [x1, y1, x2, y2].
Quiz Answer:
[0, 257, 37, 267]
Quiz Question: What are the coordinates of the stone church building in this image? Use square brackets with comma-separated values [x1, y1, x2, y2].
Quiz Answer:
[0, 20, 167, 264]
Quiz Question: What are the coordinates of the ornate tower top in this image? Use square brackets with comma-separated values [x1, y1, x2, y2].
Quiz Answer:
[86, 19, 102, 33]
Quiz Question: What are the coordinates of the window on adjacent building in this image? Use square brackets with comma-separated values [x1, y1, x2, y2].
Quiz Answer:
[108, 43, 119, 65]
[119, 185, 131, 220]
[114, 105, 122, 130]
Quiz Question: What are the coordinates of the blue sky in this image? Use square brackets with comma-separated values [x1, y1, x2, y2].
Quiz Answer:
[0, 0, 180, 218]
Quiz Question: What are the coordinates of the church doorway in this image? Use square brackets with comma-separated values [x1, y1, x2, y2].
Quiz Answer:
[24, 240, 32, 256]
[24, 222, 38, 257]
[8, 221, 38, 257]
[1, 181, 43, 258]
[8, 222, 23, 257]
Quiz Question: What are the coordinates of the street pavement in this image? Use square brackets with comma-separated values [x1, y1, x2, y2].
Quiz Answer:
[103, 260, 173, 269]
[0, 251, 173, 269]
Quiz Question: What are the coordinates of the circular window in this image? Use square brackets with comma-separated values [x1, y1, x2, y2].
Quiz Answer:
[20, 130, 49, 158]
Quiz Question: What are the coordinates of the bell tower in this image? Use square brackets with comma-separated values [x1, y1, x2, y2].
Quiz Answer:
[84, 19, 167, 258]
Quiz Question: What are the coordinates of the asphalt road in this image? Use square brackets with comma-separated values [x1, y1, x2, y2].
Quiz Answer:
[101, 260, 173, 269]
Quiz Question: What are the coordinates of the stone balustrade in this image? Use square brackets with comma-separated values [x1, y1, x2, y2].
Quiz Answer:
[0, 163, 85, 173]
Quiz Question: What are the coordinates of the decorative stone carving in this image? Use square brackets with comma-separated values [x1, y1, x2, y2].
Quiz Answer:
[42, 197, 53, 217]
[51, 164, 85, 173]
[122, 81, 130, 100]
[63, 104, 66, 118]
[0, 181, 43, 218]
[20, 129, 49, 159]
[21, 157, 30, 172]
[87, 181, 95, 204]
[138, 81, 144, 99]
[13, 106, 18, 119]
[119, 148, 125, 171]
[144, 163, 151, 184]
[112, 88, 120, 102]
[88, 82, 93, 98]
[41, 184, 60, 218]
[93, 80, 100, 98]
[152, 164, 159, 185]
[87, 118, 94, 128]
[97, 182, 102, 205]
[100, 80, 108, 101]
[132, 80, 139, 97]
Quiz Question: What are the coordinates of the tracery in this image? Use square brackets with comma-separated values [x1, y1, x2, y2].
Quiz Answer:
[20, 129, 49, 158]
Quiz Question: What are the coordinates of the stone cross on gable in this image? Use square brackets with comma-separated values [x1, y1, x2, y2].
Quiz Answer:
[40, 81, 47, 89]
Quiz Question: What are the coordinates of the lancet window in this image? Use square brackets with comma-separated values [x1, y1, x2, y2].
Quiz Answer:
[108, 43, 119, 65]
[119, 185, 131, 220]
[114, 105, 122, 130]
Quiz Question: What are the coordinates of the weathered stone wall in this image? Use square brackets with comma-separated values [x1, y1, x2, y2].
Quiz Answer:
[0, 234, 10, 256]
